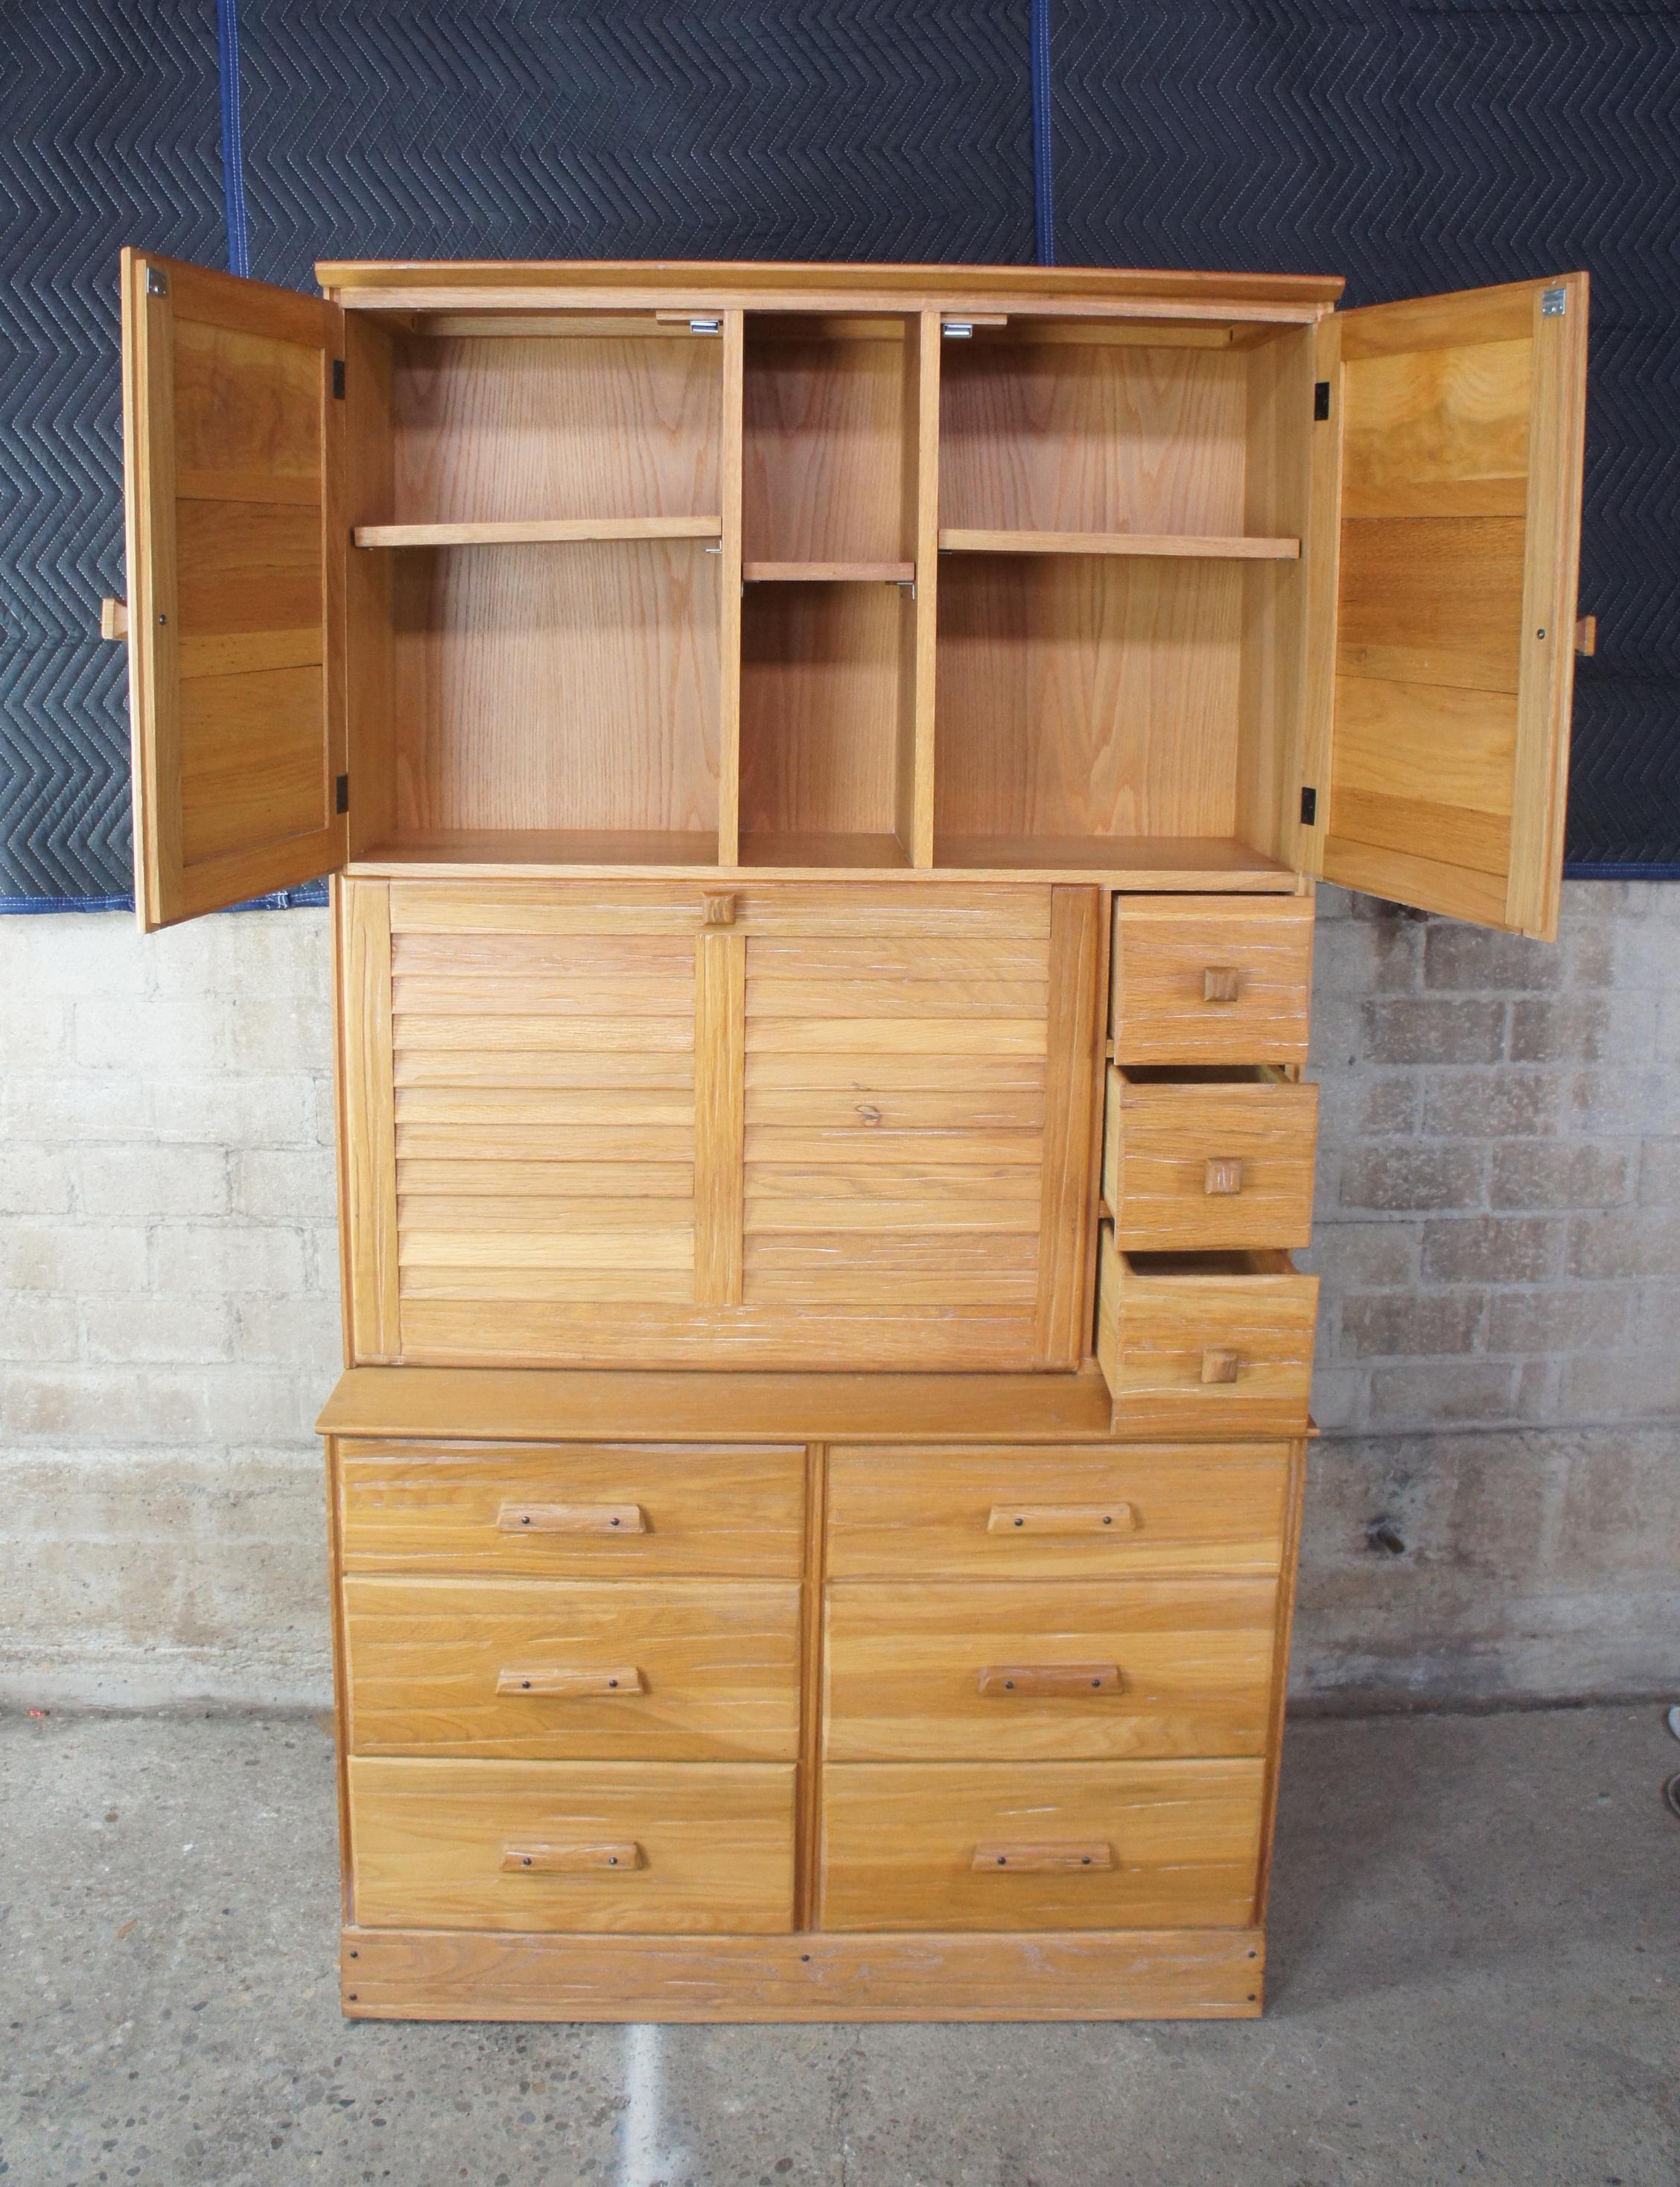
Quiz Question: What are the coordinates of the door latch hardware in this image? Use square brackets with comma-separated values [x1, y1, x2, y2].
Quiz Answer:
[146, 267, 168, 297]
[1313, 380, 1331, 421]
[334, 773, 349, 815]
[943, 320, 975, 339]
[1541, 286, 1567, 317]
[331, 359, 346, 399]
[1300, 785, 1318, 825]
[687, 316, 722, 335]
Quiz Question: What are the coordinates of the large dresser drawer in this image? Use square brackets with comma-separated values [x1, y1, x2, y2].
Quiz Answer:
[1103, 1066, 1318, 1251]
[819, 1760, 1264, 1931]
[1112, 898, 1313, 1064]
[337, 1441, 805, 1578]
[349, 1759, 796, 1932]
[1096, 1239, 1317, 1434]
[824, 1578, 1275, 1761]
[343, 1576, 801, 1760]
[826, 1444, 1291, 1579]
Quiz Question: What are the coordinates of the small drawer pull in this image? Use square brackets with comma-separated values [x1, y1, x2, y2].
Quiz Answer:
[496, 1502, 646, 1536]
[100, 597, 128, 641]
[978, 1662, 1121, 1698]
[1202, 965, 1242, 1003]
[1204, 1156, 1244, 1196]
[502, 1841, 644, 1873]
[973, 1841, 1114, 1873]
[701, 889, 737, 926]
[496, 1664, 645, 1698]
[987, 1503, 1137, 1535]
[1200, 1347, 1242, 1385]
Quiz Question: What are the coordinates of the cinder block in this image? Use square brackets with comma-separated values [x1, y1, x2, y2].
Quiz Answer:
[74, 993, 226, 1073]
[1, 1367, 209, 1441]
[1486, 1286, 1633, 1355]
[232, 1148, 337, 1223]
[77, 1144, 229, 1218]
[232, 1294, 342, 1369]
[1304, 1219, 1421, 1289]
[150, 1073, 318, 1148]
[201, 1365, 326, 1441]
[0, 1145, 74, 1215]
[1562, 1350, 1680, 1421]
[1367, 1361, 1520, 1426]
[1637, 1140, 1680, 1202]
[147, 908, 331, 1002]
[0, 994, 69, 1064]
[0, 912, 145, 994]
[82, 1294, 234, 1365]
[1340, 1291, 1486, 1359]
[150, 1224, 308, 1297]
[6, 1071, 148, 1142]
[0, 1292, 80, 1362]
[1, 1223, 148, 1295]
[1423, 1069, 1560, 1140]
[224, 995, 333, 1074]
[1361, 997, 1506, 1065]
[1340, 1144, 1484, 1213]
[1566, 1208, 1680, 1282]
[1424, 921, 1562, 993]
[1489, 1143, 1631, 1211]
[1311, 917, 1422, 997]
[1422, 1216, 1561, 1284]
[1509, 994, 1655, 1066]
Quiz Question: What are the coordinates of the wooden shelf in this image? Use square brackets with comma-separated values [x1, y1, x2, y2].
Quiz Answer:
[739, 831, 911, 869]
[933, 836, 1295, 886]
[937, 527, 1299, 562]
[743, 561, 914, 583]
[354, 516, 723, 549]
[351, 830, 720, 872]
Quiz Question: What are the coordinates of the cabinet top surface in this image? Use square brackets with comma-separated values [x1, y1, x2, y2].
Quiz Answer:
[314, 258, 1346, 311]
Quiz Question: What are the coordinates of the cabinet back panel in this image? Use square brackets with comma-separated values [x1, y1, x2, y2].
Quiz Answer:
[934, 557, 1243, 842]
[939, 340, 1247, 537]
[392, 336, 721, 524]
[742, 331, 909, 564]
[390, 542, 721, 836]
[739, 583, 906, 838]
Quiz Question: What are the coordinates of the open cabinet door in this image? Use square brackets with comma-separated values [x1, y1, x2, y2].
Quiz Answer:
[122, 251, 346, 930]
[1312, 275, 1587, 939]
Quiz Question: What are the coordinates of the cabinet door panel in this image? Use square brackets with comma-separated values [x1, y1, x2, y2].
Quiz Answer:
[122, 253, 345, 928]
[1316, 276, 1586, 939]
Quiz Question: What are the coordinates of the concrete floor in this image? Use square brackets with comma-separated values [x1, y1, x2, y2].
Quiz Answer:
[1, 1707, 1676, 2187]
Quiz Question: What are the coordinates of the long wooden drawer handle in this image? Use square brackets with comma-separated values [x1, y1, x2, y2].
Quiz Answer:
[1203, 965, 1242, 1003]
[979, 1662, 1121, 1697]
[1200, 1347, 1242, 1384]
[502, 1841, 644, 1873]
[1204, 1156, 1244, 1196]
[973, 1842, 1114, 1873]
[497, 1502, 646, 1535]
[496, 1665, 645, 1697]
[987, 1503, 1137, 1535]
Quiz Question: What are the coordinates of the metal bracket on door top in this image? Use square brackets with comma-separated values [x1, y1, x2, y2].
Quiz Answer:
[687, 317, 722, 335]
[147, 267, 169, 296]
[1541, 287, 1568, 317]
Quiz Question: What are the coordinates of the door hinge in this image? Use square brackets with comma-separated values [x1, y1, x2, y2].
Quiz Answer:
[335, 772, 350, 815]
[1541, 286, 1568, 317]
[1313, 380, 1331, 422]
[1300, 786, 1318, 826]
[331, 358, 346, 399]
[146, 267, 169, 297]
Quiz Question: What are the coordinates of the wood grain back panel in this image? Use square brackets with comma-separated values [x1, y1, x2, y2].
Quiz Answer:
[742, 327, 909, 564]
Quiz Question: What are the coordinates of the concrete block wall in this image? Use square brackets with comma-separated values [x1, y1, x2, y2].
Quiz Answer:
[2, 884, 1677, 1710]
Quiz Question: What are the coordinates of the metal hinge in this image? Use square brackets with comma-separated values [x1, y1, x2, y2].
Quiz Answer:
[1314, 380, 1331, 422]
[1541, 286, 1568, 317]
[335, 772, 349, 815]
[331, 358, 346, 399]
[146, 267, 169, 297]
[687, 316, 722, 335]
[1300, 786, 1318, 827]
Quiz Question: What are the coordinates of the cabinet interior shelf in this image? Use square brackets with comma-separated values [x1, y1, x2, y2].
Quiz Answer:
[743, 560, 915, 583]
[352, 515, 722, 549]
[937, 527, 1301, 562]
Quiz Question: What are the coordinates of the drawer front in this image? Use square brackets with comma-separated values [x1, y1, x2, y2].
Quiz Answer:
[349, 1758, 795, 1933]
[820, 1760, 1264, 1932]
[1112, 898, 1313, 1064]
[1103, 1067, 1318, 1251]
[824, 1579, 1275, 1761]
[1096, 1239, 1317, 1434]
[337, 1441, 805, 1578]
[344, 1577, 801, 1761]
[826, 1444, 1291, 1579]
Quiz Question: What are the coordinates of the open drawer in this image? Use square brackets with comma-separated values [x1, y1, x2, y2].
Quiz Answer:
[1102, 1066, 1318, 1251]
[1095, 1237, 1317, 1434]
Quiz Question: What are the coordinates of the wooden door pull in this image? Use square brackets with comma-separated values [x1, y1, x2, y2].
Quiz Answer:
[1203, 966, 1242, 1003]
[987, 1503, 1137, 1534]
[1204, 1156, 1244, 1196]
[100, 597, 128, 641]
[973, 1842, 1114, 1873]
[978, 1663, 1121, 1697]
[496, 1665, 646, 1697]
[502, 1841, 644, 1873]
[496, 1502, 646, 1535]
[701, 889, 737, 926]
[1200, 1348, 1241, 1384]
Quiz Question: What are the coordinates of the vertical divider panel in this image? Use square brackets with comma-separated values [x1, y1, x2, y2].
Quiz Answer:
[693, 924, 747, 1304]
[795, 1441, 828, 1931]
[898, 308, 941, 866]
[339, 878, 400, 1362]
[1034, 885, 1104, 1365]
[1296, 313, 1344, 880]
[716, 311, 746, 865]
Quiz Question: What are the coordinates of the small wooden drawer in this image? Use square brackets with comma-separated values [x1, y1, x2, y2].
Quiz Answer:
[349, 1758, 796, 1932]
[337, 1441, 804, 1578]
[1096, 1237, 1318, 1433]
[826, 1444, 1291, 1579]
[819, 1760, 1264, 1931]
[1103, 1065, 1318, 1250]
[343, 1576, 801, 1761]
[824, 1578, 1276, 1761]
[1112, 897, 1313, 1064]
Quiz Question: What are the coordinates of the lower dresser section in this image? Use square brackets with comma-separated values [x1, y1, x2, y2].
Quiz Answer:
[324, 1394, 1303, 2021]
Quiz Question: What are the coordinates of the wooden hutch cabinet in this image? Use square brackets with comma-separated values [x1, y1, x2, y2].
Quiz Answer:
[114, 255, 1587, 2021]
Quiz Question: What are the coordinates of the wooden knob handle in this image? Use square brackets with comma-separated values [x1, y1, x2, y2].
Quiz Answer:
[1574, 613, 1597, 656]
[99, 597, 128, 641]
[1204, 1156, 1244, 1196]
[1202, 966, 1241, 1003]
[496, 1502, 646, 1536]
[972, 1841, 1114, 1873]
[987, 1503, 1137, 1535]
[1200, 1347, 1241, 1384]
[701, 889, 737, 926]
[978, 1662, 1121, 1697]
[502, 1841, 644, 1873]
[496, 1665, 645, 1697]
